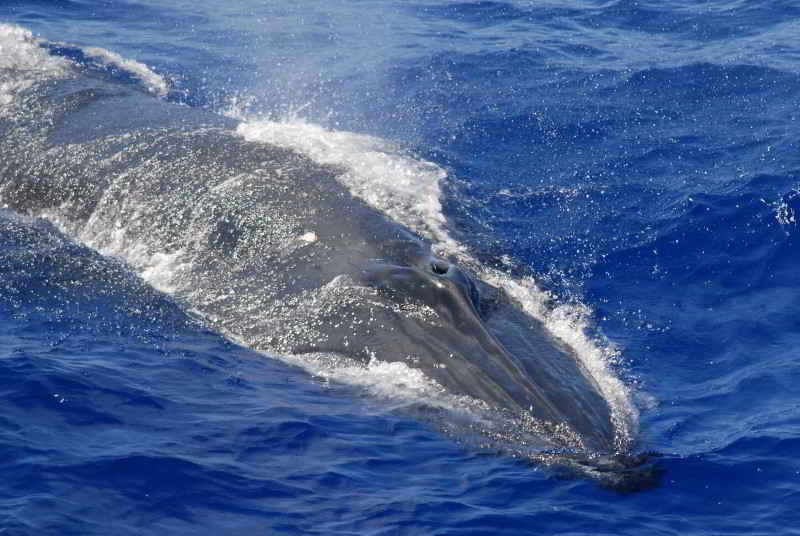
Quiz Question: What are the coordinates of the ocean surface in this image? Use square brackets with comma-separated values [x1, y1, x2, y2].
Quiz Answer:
[2, 0, 800, 534]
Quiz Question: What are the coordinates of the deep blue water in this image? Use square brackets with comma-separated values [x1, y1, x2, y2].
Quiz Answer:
[2, 0, 800, 534]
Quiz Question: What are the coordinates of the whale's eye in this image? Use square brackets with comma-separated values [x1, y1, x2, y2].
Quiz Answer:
[431, 259, 450, 275]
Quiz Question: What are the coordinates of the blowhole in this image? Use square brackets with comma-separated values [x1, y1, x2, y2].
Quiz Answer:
[430, 259, 450, 275]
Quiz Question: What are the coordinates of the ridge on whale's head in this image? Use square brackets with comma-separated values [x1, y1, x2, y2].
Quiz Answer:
[364, 238, 482, 323]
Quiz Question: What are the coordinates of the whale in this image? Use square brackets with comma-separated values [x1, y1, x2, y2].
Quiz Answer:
[0, 48, 657, 488]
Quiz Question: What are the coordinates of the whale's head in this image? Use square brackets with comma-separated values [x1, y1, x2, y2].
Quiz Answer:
[354, 238, 617, 454]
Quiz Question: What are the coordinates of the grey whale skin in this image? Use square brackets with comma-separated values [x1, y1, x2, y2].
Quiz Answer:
[0, 70, 652, 486]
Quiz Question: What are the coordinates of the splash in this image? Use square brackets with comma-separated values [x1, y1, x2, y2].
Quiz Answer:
[82, 46, 169, 97]
[235, 119, 452, 247]
[0, 24, 73, 113]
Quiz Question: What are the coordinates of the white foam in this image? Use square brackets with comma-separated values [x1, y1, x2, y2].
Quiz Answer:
[82, 219, 188, 295]
[82, 46, 169, 97]
[0, 24, 168, 112]
[0, 24, 73, 112]
[777, 188, 798, 227]
[38, 200, 188, 295]
[284, 351, 486, 412]
[0, 24, 71, 73]
[235, 119, 453, 246]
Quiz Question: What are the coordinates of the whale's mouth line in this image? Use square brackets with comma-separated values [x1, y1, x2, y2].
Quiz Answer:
[284, 342, 570, 431]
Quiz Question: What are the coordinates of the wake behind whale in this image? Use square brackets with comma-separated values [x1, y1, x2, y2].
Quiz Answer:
[0, 25, 655, 489]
